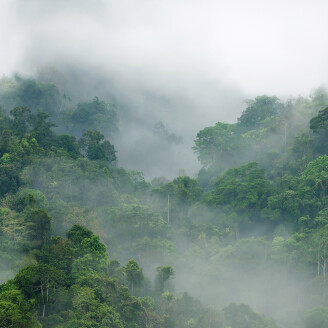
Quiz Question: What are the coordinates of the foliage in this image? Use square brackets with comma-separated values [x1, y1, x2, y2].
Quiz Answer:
[223, 303, 277, 328]
[78, 129, 117, 164]
[125, 259, 144, 295]
[2, 76, 328, 327]
[237, 95, 282, 132]
[70, 97, 118, 138]
[193, 122, 242, 168]
[302, 306, 328, 328]
[156, 266, 175, 294]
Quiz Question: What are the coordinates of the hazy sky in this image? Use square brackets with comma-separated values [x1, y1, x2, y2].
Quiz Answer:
[1, 0, 328, 177]
[1, 0, 328, 94]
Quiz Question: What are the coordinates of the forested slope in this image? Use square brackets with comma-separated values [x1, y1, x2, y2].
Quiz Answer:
[1, 76, 328, 327]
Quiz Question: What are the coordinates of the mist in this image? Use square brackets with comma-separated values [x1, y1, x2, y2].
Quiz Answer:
[1, 1, 328, 327]
[21, 155, 309, 327]
[1, 0, 328, 177]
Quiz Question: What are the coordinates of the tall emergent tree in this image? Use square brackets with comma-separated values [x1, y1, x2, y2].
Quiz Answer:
[156, 266, 175, 294]
[125, 259, 144, 295]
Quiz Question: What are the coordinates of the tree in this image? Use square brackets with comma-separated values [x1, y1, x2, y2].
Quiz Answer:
[78, 129, 116, 164]
[0, 108, 13, 135]
[0, 164, 21, 197]
[67, 225, 110, 280]
[105, 201, 168, 246]
[310, 107, 328, 133]
[155, 176, 203, 206]
[264, 190, 302, 224]
[223, 303, 277, 328]
[193, 122, 241, 168]
[11, 76, 61, 114]
[153, 121, 183, 145]
[109, 260, 124, 282]
[12, 188, 48, 212]
[140, 297, 164, 328]
[156, 266, 174, 294]
[55, 135, 80, 159]
[205, 162, 272, 239]
[23, 208, 52, 248]
[0, 286, 38, 328]
[310, 227, 328, 281]
[125, 259, 144, 295]
[14, 264, 66, 318]
[116, 286, 143, 326]
[10, 106, 34, 137]
[302, 306, 328, 328]
[67, 225, 108, 259]
[71, 97, 118, 138]
[66, 224, 94, 244]
[300, 155, 328, 205]
[54, 205, 100, 237]
[238, 95, 282, 132]
[30, 111, 56, 148]
[153, 176, 203, 222]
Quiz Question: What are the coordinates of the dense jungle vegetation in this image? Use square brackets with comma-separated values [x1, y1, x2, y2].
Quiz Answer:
[2, 75, 328, 327]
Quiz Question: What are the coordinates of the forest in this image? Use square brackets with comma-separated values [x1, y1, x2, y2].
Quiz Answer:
[1, 74, 328, 328]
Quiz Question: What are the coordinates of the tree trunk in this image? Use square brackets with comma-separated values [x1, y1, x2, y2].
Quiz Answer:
[40, 281, 48, 318]
[323, 260, 327, 282]
[235, 222, 240, 241]
[41, 281, 45, 318]
[167, 194, 170, 224]
[318, 251, 320, 276]
[46, 278, 49, 302]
